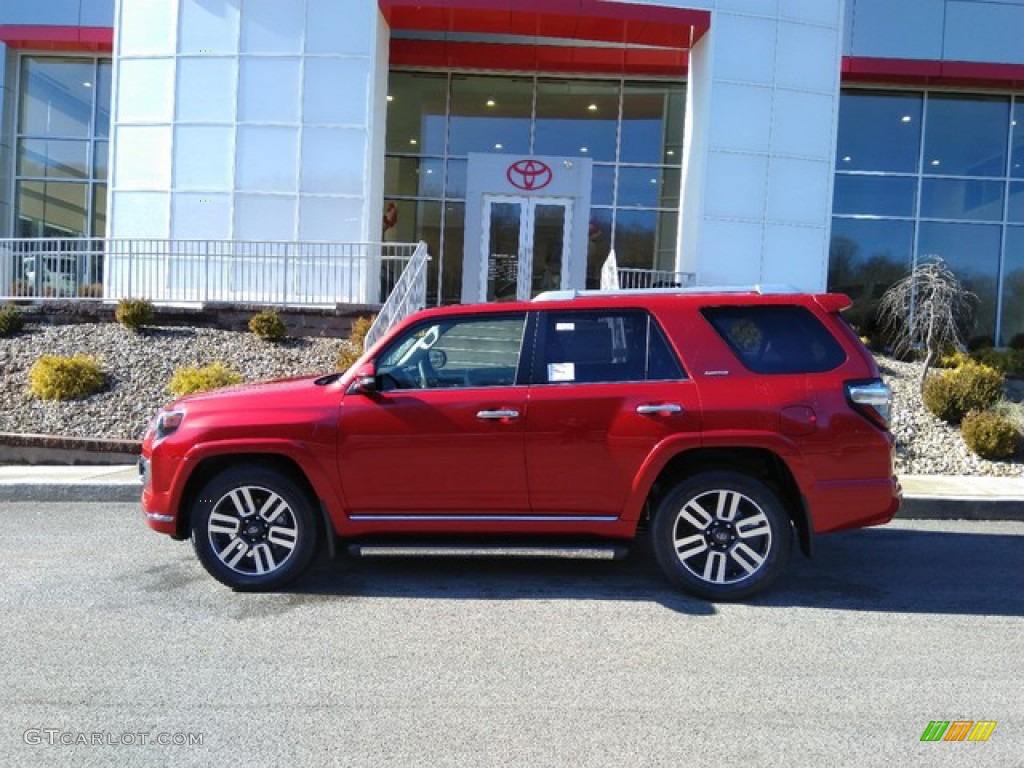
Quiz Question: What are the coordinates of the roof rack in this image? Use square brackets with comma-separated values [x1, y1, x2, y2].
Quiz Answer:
[532, 285, 805, 302]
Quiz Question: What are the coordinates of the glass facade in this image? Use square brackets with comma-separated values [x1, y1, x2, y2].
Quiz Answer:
[384, 71, 685, 304]
[832, 89, 1024, 346]
[15, 56, 112, 238]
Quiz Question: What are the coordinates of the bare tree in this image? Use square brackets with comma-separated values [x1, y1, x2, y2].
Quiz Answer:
[876, 256, 977, 389]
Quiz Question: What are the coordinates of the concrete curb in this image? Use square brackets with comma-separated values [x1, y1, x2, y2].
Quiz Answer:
[896, 496, 1023, 522]
[0, 482, 141, 503]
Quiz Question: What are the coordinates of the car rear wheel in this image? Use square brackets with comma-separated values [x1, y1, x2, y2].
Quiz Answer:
[651, 470, 792, 601]
[190, 466, 318, 591]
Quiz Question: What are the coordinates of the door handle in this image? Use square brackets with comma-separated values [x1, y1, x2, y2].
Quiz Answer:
[636, 403, 683, 415]
[477, 409, 520, 420]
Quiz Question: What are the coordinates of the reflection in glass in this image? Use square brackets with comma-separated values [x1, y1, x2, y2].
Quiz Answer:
[918, 222, 1001, 343]
[487, 202, 522, 302]
[442, 204, 465, 304]
[16, 180, 88, 237]
[1009, 182, 1024, 224]
[535, 79, 617, 161]
[93, 184, 108, 239]
[920, 178, 1004, 222]
[617, 166, 681, 208]
[591, 165, 614, 206]
[614, 209, 657, 269]
[19, 58, 94, 137]
[828, 218, 914, 333]
[1002, 227, 1024, 345]
[384, 157, 444, 198]
[381, 200, 443, 304]
[924, 94, 1009, 177]
[532, 204, 566, 296]
[385, 72, 448, 155]
[1013, 101, 1024, 179]
[833, 175, 915, 217]
[621, 82, 685, 164]
[93, 141, 109, 180]
[445, 160, 467, 199]
[836, 91, 922, 173]
[450, 75, 531, 156]
[17, 139, 88, 179]
[96, 61, 112, 137]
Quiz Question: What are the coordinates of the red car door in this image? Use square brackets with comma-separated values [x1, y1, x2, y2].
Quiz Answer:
[337, 313, 531, 514]
[524, 308, 701, 516]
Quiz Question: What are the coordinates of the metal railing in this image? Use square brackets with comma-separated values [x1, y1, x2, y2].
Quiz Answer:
[363, 241, 430, 350]
[0, 237, 422, 307]
[599, 251, 695, 290]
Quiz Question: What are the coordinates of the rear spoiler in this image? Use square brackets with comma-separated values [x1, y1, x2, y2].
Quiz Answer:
[814, 293, 852, 313]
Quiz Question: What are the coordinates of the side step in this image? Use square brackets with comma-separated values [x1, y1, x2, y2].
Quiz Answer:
[347, 543, 631, 560]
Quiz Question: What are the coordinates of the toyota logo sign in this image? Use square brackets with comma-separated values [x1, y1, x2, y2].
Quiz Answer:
[506, 159, 553, 191]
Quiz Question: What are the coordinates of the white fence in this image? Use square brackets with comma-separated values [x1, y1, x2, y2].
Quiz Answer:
[364, 242, 430, 350]
[0, 238, 422, 307]
[599, 250, 695, 290]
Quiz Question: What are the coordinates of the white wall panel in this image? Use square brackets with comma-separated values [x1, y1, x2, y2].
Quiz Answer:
[173, 126, 232, 189]
[762, 224, 826, 290]
[704, 152, 768, 220]
[239, 0, 303, 54]
[235, 126, 298, 192]
[178, 0, 239, 55]
[708, 83, 772, 153]
[699, 219, 764, 285]
[234, 194, 296, 240]
[304, 58, 369, 125]
[115, 58, 173, 123]
[711, 14, 777, 85]
[110, 191, 169, 238]
[300, 127, 365, 195]
[176, 58, 236, 122]
[770, 89, 833, 158]
[238, 57, 300, 123]
[298, 196, 364, 241]
[171, 193, 230, 239]
[306, 0, 375, 55]
[776, 23, 838, 93]
[765, 157, 830, 225]
[113, 126, 171, 189]
[118, 0, 176, 57]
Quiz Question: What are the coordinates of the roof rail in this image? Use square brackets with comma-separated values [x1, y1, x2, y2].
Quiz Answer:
[532, 284, 805, 302]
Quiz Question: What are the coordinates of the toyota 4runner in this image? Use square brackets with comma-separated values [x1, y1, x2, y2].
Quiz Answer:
[140, 288, 899, 601]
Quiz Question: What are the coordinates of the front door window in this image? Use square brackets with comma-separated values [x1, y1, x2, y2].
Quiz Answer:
[482, 195, 572, 302]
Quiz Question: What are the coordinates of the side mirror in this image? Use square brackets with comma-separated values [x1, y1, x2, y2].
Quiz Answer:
[347, 363, 379, 396]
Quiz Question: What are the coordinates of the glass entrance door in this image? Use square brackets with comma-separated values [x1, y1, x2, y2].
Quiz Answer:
[482, 195, 572, 302]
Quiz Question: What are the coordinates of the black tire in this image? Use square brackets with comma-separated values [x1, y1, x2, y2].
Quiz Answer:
[651, 470, 792, 601]
[190, 465, 318, 591]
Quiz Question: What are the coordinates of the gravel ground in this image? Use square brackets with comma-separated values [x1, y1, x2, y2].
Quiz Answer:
[1, 321, 1022, 476]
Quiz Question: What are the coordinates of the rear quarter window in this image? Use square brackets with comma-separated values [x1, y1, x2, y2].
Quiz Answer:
[701, 305, 846, 374]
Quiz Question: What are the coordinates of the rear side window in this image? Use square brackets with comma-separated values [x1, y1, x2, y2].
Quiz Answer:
[535, 310, 685, 384]
[701, 305, 846, 374]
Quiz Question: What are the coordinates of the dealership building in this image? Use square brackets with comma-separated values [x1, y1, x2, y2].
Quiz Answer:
[1, 0, 1023, 343]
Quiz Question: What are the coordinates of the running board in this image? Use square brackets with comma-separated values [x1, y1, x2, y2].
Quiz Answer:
[347, 543, 631, 560]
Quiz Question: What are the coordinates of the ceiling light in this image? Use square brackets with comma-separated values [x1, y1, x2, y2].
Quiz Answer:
[666, 150, 675, 157]
[842, 156, 852, 162]
[486, 99, 496, 107]
[410, 139, 418, 145]
[580, 146, 589, 153]
[387, 95, 393, 102]
[900, 115, 911, 123]
[931, 159, 940, 166]
[494, 143, 503, 150]
[588, 104, 598, 112]
[83, 81, 92, 88]
[650, 178, 658, 185]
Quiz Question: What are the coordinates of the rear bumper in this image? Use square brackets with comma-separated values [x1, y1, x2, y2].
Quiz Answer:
[808, 475, 901, 534]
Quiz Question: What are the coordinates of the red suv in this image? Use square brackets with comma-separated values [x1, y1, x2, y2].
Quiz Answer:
[140, 289, 899, 600]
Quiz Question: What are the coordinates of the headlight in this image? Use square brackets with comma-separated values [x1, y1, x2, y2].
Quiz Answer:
[155, 409, 185, 439]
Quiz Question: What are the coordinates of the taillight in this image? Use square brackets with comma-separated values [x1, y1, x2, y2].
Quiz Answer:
[845, 379, 892, 429]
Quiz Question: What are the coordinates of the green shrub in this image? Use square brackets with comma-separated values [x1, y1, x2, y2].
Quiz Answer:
[0, 305, 24, 337]
[115, 298, 154, 332]
[168, 362, 243, 397]
[336, 315, 374, 371]
[248, 308, 287, 342]
[922, 362, 1004, 424]
[29, 355, 105, 400]
[961, 409, 1020, 460]
[970, 347, 1024, 377]
[937, 350, 972, 369]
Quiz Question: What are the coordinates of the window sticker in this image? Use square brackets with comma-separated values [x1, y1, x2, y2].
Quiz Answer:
[555, 322, 575, 331]
[548, 362, 575, 382]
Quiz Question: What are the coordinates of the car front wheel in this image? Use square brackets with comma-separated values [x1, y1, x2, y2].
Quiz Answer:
[651, 470, 792, 601]
[190, 465, 318, 591]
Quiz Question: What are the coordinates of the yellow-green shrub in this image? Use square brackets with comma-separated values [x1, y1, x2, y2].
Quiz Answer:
[29, 355, 105, 400]
[336, 315, 374, 371]
[115, 298, 154, 331]
[248, 308, 287, 342]
[936, 350, 971, 369]
[0, 305, 24, 337]
[922, 362, 1004, 424]
[168, 362, 243, 397]
[961, 409, 1020, 460]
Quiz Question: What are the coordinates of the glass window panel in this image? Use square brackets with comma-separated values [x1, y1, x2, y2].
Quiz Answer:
[1009, 182, 1024, 224]
[924, 94, 1010, 177]
[93, 140, 109, 180]
[1001, 227, 1024, 345]
[621, 82, 685, 165]
[17, 139, 87, 179]
[532, 204, 567, 296]
[20, 57, 94, 137]
[833, 175, 916, 217]
[450, 75, 531, 157]
[96, 60, 112, 137]
[586, 208, 613, 288]
[1013, 101, 1024, 178]
[836, 90, 922, 173]
[92, 184, 107, 238]
[535, 79, 617, 162]
[16, 180, 88, 237]
[591, 165, 614, 206]
[383, 157, 444, 198]
[239, 57, 300, 123]
[920, 178, 1004, 221]
[614, 209, 657, 269]
[381, 200, 444, 305]
[385, 72, 448, 155]
[442, 203, 465, 304]
[617, 167, 679, 208]
[445, 159, 467, 199]
[918, 222, 1001, 344]
[654, 210, 679, 272]
[828, 218, 914, 333]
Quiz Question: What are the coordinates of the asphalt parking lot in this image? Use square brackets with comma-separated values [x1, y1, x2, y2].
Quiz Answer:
[1, 502, 1021, 768]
